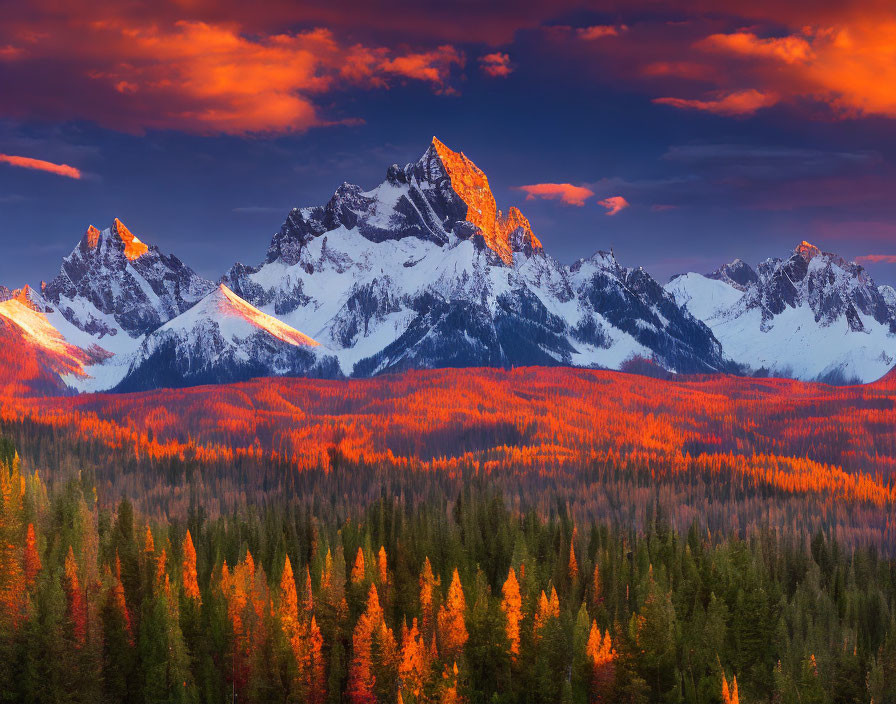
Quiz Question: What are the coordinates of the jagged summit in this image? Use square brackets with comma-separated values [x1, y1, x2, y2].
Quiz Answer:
[43, 219, 215, 338]
[796, 240, 821, 261]
[257, 138, 543, 270]
[80, 218, 149, 261]
[426, 137, 542, 264]
[19, 141, 736, 391]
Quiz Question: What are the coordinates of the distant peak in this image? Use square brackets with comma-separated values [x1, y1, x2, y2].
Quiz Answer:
[796, 240, 821, 261]
[111, 218, 149, 261]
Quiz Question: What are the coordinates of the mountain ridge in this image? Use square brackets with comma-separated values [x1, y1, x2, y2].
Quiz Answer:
[2, 139, 894, 392]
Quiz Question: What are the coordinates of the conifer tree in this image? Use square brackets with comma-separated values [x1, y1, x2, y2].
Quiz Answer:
[500, 567, 522, 659]
[437, 569, 467, 662]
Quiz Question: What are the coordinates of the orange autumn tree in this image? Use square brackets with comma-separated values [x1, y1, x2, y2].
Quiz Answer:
[181, 530, 200, 603]
[398, 618, 428, 701]
[440, 661, 462, 704]
[420, 557, 440, 643]
[568, 540, 579, 584]
[377, 546, 388, 586]
[721, 671, 739, 704]
[534, 586, 560, 638]
[23, 522, 40, 588]
[0, 461, 26, 629]
[437, 568, 467, 662]
[108, 554, 133, 646]
[591, 563, 603, 609]
[351, 547, 366, 585]
[500, 567, 522, 659]
[586, 620, 615, 699]
[348, 584, 387, 704]
[278, 556, 326, 703]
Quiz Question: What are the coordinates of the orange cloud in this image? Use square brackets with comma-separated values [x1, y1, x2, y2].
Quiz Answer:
[698, 31, 813, 63]
[0, 154, 81, 179]
[856, 254, 896, 263]
[598, 195, 629, 215]
[663, 21, 896, 120]
[479, 52, 513, 77]
[0, 16, 464, 135]
[379, 45, 464, 86]
[654, 89, 779, 116]
[516, 183, 595, 206]
[577, 25, 626, 40]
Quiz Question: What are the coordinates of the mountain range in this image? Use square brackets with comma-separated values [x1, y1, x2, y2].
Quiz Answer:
[2, 137, 894, 393]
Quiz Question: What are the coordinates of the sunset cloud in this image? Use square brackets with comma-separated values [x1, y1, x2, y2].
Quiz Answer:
[516, 183, 595, 206]
[856, 254, 896, 263]
[479, 52, 513, 77]
[598, 196, 630, 215]
[698, 31, 813, 64]
[577, 25, 627, 40]
[654, 20, 896, 120]
[0, 154, 81, 179]
[654, 90, 779, 116]
[0, 17, 464, 135]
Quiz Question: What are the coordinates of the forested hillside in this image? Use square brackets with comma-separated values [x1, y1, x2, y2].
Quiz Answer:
[1, 367, 894, 552]
[0, 441, 894, 704]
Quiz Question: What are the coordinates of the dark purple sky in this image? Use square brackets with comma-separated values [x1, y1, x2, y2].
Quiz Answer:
[3, 0, 896, 288]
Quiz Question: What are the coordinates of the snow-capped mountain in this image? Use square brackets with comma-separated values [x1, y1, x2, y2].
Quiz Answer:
[113, 284, 341, 392]
[666, 241, 896, 383]
[42, 218, 215, 345]
[225, 137, 728, 376]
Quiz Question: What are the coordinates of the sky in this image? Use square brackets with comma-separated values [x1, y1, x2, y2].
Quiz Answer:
[3, 0, 896, 287]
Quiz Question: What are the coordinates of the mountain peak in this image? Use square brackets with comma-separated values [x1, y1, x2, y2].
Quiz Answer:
[85, 225, 102, 249]
[795, 240, 821, 261]
[427, 137, 541, 264]
[81, 219, 149, 261]
[111, 218, 149, 261]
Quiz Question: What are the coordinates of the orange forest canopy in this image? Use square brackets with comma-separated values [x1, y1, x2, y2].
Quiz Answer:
[1, 365, 895, 549]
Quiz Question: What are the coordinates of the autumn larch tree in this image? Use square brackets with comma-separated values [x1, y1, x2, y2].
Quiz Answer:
[500, 567, 522, 659]
[437, 568, 467, 663]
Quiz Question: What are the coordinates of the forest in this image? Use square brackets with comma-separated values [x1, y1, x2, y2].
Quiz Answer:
[0, 434, 895, 703]
[1, 367, 894, 552]
[1, 366, 896, 701]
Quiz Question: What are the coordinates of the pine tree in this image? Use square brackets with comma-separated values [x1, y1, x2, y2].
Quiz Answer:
[500, 567, 522, 659]
[64, 545, 87, 646]
[347, 585, 382, 704]
[437, 569, 467, 663]
[351, 547, 366, 585]
[420, 557, 440, 644]
[398, 618, 428, 701]
[23, 522, 40, 588]
[182, 530, 201, 603]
